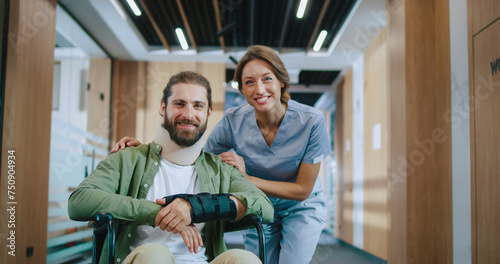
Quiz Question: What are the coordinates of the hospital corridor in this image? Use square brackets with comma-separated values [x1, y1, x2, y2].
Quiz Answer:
[1, 0, 499, 264]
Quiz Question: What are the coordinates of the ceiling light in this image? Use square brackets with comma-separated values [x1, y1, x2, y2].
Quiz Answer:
[175, 28, 189, 50]
[313, 30, 327, 52]
[296, 0, 308, 19]
[229, 56, 238, 65]
[230, 81, 239, 89]
[126, 0, 141, 16]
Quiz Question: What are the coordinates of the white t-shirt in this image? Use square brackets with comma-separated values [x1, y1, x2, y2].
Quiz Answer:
[130, 157, 207, 264]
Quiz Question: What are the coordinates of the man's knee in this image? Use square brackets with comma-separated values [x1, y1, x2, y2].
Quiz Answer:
[211, 249, 261, 264]
[124, 243, 174, 264]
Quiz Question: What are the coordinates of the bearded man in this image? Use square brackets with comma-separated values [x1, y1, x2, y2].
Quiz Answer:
[68, 71, 273, 264]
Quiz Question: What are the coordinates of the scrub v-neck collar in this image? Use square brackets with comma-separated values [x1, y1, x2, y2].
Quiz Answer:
[252, 106, 290, 153]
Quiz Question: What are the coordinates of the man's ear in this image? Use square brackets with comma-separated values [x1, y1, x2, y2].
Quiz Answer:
[207, 106, 213, 118]
[160, 101, 166, 116]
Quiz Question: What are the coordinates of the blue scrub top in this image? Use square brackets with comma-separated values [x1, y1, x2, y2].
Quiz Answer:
[205, 100, 333, 194]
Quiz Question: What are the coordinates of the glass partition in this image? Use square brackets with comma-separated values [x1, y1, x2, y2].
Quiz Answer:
[47, 4, 111, 263]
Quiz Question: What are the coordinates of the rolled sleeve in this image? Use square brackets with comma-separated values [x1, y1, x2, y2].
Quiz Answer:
[302, 114, 333, 164]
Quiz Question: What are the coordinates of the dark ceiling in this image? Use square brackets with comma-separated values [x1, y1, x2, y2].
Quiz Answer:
[298, 70, 340, 86]
[226, 68, 339, 86]
[118, 0, 357, 54]
[62, 0, 355, 87]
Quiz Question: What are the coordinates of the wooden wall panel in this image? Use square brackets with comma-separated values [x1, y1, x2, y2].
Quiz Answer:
[88, 58, 111, 145]
[111, 60, 146, 144]
[362, 27, 388, 260]
[469, 0, 500, 36]
[470, 15, 500, 264]
[0, 0, 56, 263]
[340, 69, 354, 244]
[387, 0, 452, 263]
[387, 0, 407, 262]
[406, 0, 452, 262]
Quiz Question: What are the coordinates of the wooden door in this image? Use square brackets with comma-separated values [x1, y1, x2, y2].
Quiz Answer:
[471, 17, 500, 263]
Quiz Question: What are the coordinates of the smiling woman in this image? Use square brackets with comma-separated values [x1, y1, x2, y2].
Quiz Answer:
[205, 45, 333, 264]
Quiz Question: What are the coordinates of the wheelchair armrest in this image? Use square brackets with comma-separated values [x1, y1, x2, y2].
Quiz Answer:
[224, 214, 263, 232]
[224, 214, 266, 264]
[90, 213, 115, 264]
[89, 212, 113, 232]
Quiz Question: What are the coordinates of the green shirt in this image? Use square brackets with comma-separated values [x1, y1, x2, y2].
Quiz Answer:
[68, 141, 274, 264]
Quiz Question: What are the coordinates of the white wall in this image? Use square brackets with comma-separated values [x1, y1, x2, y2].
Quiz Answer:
[449, 0, 471, 263]
[352, 55, 364, 249]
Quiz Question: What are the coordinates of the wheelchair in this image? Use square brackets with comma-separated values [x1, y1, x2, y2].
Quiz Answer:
[90, 212, 267, 264]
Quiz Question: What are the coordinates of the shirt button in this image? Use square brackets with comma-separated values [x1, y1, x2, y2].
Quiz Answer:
[154, 161, 158, 166]
[117, 258, 121, 262]
[156, 145, 160, 148]
[128, 233, 131, 238]
[144, 184, 148, 188]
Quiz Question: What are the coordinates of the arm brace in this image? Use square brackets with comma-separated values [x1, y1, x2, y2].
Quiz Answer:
[163, 192, 237, 223]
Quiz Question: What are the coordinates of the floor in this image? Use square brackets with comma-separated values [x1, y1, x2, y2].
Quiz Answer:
[310, 244, 387, 264]
[225, 230, 387, 264]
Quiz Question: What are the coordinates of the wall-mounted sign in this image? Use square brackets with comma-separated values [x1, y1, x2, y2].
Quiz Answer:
[491, 56, 499, 76]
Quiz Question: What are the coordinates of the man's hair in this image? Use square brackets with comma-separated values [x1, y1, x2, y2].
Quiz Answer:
[162, 71, 213, 108]
[233, 45, 291, 104]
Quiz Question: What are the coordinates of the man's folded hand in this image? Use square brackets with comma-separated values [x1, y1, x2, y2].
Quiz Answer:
[155, 198, 192, 234]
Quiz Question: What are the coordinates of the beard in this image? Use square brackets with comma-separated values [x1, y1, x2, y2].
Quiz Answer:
[162, 115, 207, 147]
